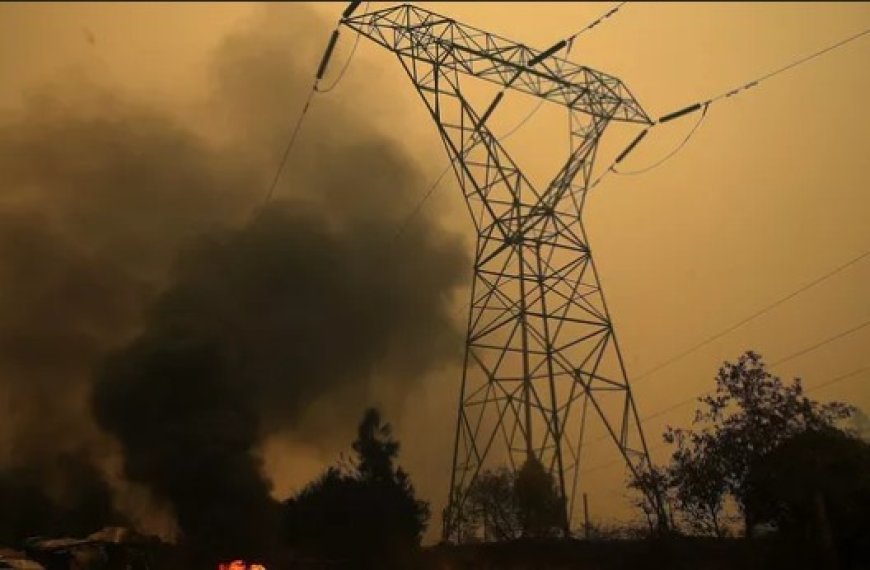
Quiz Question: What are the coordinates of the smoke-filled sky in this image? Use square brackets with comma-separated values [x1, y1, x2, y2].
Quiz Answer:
[1, 1, 868, 545]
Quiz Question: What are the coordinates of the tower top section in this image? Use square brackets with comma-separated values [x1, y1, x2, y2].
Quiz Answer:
[342, 3, 651, 124]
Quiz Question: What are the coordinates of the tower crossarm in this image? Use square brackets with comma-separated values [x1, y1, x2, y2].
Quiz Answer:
[342, 4, 651, 124]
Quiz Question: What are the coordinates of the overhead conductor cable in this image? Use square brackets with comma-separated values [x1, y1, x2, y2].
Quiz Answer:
[595, 26, 869, 183]
[262, 0, 364, 205]
[404, 4, 631, 224]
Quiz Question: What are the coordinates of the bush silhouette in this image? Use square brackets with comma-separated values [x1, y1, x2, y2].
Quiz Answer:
[747, 427, 870, 568]
[282, 408, 429, 569]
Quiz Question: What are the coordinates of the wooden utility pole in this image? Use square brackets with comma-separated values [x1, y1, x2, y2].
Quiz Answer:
[814, 491, 839, 569]
[583, 493, 591, 539]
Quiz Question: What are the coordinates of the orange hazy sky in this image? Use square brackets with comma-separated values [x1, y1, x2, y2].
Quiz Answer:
[1, 2, 868, 534]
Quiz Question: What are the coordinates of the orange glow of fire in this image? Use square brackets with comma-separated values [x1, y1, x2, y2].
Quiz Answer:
[217, 561, 265, 570]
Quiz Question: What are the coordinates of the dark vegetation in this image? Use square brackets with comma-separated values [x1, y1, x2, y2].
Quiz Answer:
[448, 457, 566, 541]
[746, 427, 870, 569]
[282, 408, 429, 569]
[1, 3, 866, 569]
[2, 352, 868, 569]
[627, 351, 869, 569]
[433, 351, 868, 569]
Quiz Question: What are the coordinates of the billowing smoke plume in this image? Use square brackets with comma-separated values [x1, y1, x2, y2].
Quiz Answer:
[0, 89, 252, 544]
[92, 204, 465, 563]
[0, 2, 468, 558]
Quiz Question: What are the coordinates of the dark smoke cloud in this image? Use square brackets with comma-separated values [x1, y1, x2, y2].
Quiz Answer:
[148, 205, 465, 434]
[0, 77, 258, 456]
[0, 0, 467, 557]
[92, 205, 465, 563]
[93, 323, 280, 563]
[0, 92, 252, 543]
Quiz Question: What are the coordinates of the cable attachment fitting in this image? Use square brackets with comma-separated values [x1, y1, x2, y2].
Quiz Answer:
[615, 129, 650, 164]
[658, 102, 703, 124]
[316, 30, 341, 81]
[342, 0, 364, 20]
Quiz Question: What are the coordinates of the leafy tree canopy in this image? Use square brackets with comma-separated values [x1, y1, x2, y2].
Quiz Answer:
[282, 408, 429, 569]
[747, 427, 870, 567]
[640, 351, 854, 537]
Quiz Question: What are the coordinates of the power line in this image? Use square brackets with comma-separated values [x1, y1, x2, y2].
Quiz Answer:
[501, 2, 629, 137]
[492, 2, 630, 140]
[315, 28, 362, 94]
[384, 11, 870, 445]
[771, 319, 870, 367]
[594, 26, 870, 184]
[644, 318, 870, 421]
[316, 1, 370, 94]
[580, 366, 870, 475]
[630, 250, 869, 386]
[261, 2, 370, 206]
[268, 9, 866, 211]
[583, 319, 870, 448]
[391, 1, 631, 235]
[580, 316, 870, 449]
[612, 104, 709, 176]
[580, 442, 670, 475]
[393, 164, 453, 239]
[705, 27, 870, 105]
[267, 6, 869, 401]
[499, 99, 546, 140]
[656, 320, 870, 423]
[806, 366, 870, 394]
[567, 1, 628, 48]
[263, 83, 317, 205]
[266, 1, 629, 212]
[637, 324, 870, 427]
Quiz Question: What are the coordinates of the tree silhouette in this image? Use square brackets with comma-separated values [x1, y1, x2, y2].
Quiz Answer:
[459, 457, 564, 541]
[848, 407, 870, 441]
[465, 467, 519, 541]
[282, 408, 429, 569]
[664, 430, 729, 536]
[352, 407, 401, 483]
[514, 457, 565, 538]
[627, 464, 673, 534]
[662, 351, 854, 536]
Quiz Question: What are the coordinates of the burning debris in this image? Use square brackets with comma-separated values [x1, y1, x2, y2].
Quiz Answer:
[217, 562, 266, 570]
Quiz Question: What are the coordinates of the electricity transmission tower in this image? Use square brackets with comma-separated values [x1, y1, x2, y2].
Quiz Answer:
[342, 4, 663, 540]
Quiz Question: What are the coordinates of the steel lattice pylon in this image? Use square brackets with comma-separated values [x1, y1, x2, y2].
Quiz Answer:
[342, 4, 663, 540]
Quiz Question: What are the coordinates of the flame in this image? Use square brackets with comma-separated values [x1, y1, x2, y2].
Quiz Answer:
[217, 562, 266, 570]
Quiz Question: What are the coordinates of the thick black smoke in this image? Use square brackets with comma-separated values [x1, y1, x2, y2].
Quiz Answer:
[0, 2, 468, 557]
[0, 95, 250, 544]
[92, 205, 465, 563]
[93, 321, 280, 564]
